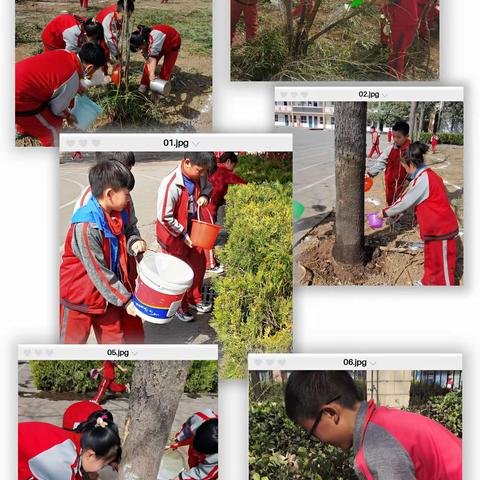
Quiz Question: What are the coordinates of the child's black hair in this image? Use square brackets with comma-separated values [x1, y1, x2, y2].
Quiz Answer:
[79, 42, 107, 68]
[392, 121, 410, 136]
[75, 410, 121, 462]
[89, 159, 135, 198]
[84, 18, 104, 43]
[184, 152, 215, 168]
[219, 152, 238, 164]
[130, 26, 151, 52]
[402, 141, 429, 168]
[96, 152, 136, 168]
[192, 419, 218, 455]
[284, 371, 362, 423]
[117, 0, 135, 13]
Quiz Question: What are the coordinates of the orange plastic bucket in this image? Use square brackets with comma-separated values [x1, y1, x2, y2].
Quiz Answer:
[111, 65, 121, 86]
[190, 208, 221, 249]
[364, 176, 373, 192]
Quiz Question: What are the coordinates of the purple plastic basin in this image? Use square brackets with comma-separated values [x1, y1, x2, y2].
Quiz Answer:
[367, 212, 384, 229]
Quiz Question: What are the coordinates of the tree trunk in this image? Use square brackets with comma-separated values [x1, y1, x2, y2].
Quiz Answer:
[250, 370, 263, 402]
[409, 102, 417, 140]
[118, 361, 192, 480]
[332, 102, 367, 265]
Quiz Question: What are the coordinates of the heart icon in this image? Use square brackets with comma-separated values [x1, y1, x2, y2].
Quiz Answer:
[66, 139, 75, 147]
[79, 139, 87, 147]
[34, 349, 42, 356]
[46, 349, 54, 356]
[24, 349, 31, 356]
[301, 91, 308, 98]
[291, 92, 298, 98]
[266, 358, 274, 366]
[92, 139, 100, 147]
[280, 91, 287, 98]
[254, 358, 262, 366]
[278, 358, 286, 366]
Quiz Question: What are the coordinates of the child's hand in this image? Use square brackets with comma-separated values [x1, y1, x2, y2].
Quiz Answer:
[197, 196, 209, 207]
[183, 234, 193, 248]
[131, 239, 147, 255]
[66, 113, 77, 126]
[125, 300, 137, 317]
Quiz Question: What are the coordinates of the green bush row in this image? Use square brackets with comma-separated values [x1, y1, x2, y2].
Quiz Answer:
[212, 181, 293, 379]
[30, 360, 217, 395]
[418, 132, 464, 145]
[235, 153, 293, 184]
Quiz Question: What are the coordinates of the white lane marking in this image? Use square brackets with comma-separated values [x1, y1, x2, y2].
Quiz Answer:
[295, 174, 335, 193]
[59, 177, 86, 209]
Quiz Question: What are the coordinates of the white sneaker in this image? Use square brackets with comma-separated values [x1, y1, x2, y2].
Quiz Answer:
[413, 280, 423, 286]
[176, 309, 194, 322]
[189, 302, 213, 314]
[138, 84, 148, 94]
[125, 383, 131, 393]
[206, 265, 225, 274]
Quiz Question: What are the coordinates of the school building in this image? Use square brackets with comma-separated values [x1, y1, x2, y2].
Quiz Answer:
[274, 101, 335, 129]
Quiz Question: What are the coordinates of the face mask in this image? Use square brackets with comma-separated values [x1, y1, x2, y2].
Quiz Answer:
[81, 69, 105, 88]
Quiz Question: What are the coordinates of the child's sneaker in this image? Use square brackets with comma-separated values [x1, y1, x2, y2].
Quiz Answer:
[176, 309, 194, 322]
[189, 302, 213, 314]
[413, 280, 423, 286]
[125, 383, 131, 393]
[206, 265, 224, 274]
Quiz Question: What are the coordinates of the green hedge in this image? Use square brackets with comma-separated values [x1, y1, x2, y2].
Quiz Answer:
[30, 361, 133, 393]
[235, 153, 293, 184]
[418, 132, 464, 145]
[212, 181, 293, 379]
[30, 360, 218, 395]
[249, 402, 355, 480]
[185, 361, 218, 394]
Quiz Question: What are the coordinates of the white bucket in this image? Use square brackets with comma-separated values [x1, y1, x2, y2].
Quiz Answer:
[150, 79, 172, 95]
[71, 94, 103, 131]
[133, 253, 194, 324]
[158, 449, 187, 480]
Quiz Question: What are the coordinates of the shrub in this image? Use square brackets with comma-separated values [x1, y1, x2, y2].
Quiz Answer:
[185, 361, 218, 394]
[418, 132, 464, 145]
[249, 401, 355, 480]
[409, 380, 449, 407]
[212, 182, 293, 379]
[250, 380, 285, 403]
[235, 153, 293, 184]
[411, 391, 462, 438]
[29, 361, 133, 393]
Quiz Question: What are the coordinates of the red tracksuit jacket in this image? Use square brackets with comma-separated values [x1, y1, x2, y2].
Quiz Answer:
[42, 14, 86, 52]
[383, 166, 459, 241]
[171, 410, 218, 480]
[95, 5, 120, 59]
[156, 162, 211, 253]
[63, 400, 103, 430]
[354, 400, 462, 480]
[19, 422, 82, 480]
[207, 164, 248, 217]
[367, 138, 411, 205]
[15, 50, 83, 117]
[145, 25, 181, 59]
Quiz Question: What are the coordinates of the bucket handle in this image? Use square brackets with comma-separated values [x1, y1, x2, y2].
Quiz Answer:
[197, 206, 214, 225]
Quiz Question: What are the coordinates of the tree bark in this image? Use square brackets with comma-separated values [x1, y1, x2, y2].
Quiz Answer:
[332, 102, 367, 265]
[409, 102, 418, 140]
[118, 360, 192, 480]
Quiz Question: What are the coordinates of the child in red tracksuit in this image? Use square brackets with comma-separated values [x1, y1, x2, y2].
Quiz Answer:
[431, 133, 439, 153]
[59, 160, 147, 343]
[381, 142, 459, 286]
[285, 371, 462, 480]
[368, 126, 382, 158]
[63, 401, 105, 430]
[380, 0, 420, 79]
[42, 14, 104, 52]
[15, 43, 106, 147]
[387, 127, 393, 143]
[93, 361, 130, 404]
[167, 410, 218, 480]
[156, 152, 214, 323]
[367, 121, 411, 206]
[231, 0, 258, 43]
[129, 25, 181, 93]
[205, 152, 248, 274]
[19, 411, 121, 480]
[95, 0, 135, 64]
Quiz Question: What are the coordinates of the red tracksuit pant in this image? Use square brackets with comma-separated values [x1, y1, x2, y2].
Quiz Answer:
[16, 110, 62, 147]
[59, 304, 144, 344]
[93, 378, 126, 403]
[141, 37, 181, 85]
[80, 0, 89, 7]
[368, 143, 381, 158]
[231, 0, 258, 42]
[422, 238, 456, 286]
[160, 245, 206, 310]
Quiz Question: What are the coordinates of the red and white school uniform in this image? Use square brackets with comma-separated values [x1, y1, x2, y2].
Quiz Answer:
[387, 129, 393, 143]
[368, 129, 381, 158]
[93, 361, 127, 404]
[80, 0, 89, 8]
[19, 422, 82, 480]
[42, 14, 86, 52]
[384, 165, 459, 285]
[354, 400, 461, 479]
[95, 5, 120, 60]
[156, 162, 212, 310]
[204, 164, 248, 269]
[231, 0, 258, 42]
[431, 134, 439, 153]
[367, 138, 411, 206]
[170, 410, 218, 480]
[381, 0, 420, 79]
[15, 50, 83, 146]
[140, 25, 181, 85]
[63, 400, 103, 430]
